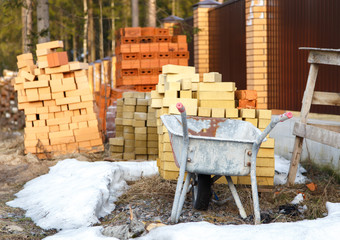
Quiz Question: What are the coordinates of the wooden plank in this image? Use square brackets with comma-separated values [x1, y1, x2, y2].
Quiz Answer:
[312, 91, 340, 106]
[308, 123, 340, 134]
[293, 122, 340, 149]
[308, 50, 340, 66]
[288, 63, 319, 186]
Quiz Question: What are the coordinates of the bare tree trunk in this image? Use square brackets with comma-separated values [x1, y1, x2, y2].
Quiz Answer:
[73, 20, 77, 61]
[172, 0, 175, 16]
[99, 0, 104, 59]
[147, 0, 156, 27]
[83, 0, 88, 62]
[111, 0, 115, 54]
[21, 0, 33, 53]
[88, 0, 95, 62]
[37, 0, 50, 43]
[131, 0, 138, 27]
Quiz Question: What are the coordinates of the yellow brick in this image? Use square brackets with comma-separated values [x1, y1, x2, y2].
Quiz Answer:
[203, 72, 222, 82]
[237, 176, 273, 186]
[257, 148, 274, 158]
[260, 137, 275, 148]
[211, 108, 225, 118]
[165, 81, 181, 91]
[256, 157, 275, 167]
[225, 108, 238, 118]
[199, 100, 235, 108]
[180, 90, 192, 99]
[244, 118, 258, 127]
[198, 82, 235, 92]
[169, 103, 197, 116]
[164, 90, 178, 99]
[258, 119, 271, 129]
[197, 91, 234, 100]
[240, 109, 256, 118]
[163, 98, 197, 108]
[256, 109, 272, 119]
[198, 107, 211, 117]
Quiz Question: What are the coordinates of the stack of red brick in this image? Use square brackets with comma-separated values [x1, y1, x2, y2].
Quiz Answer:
[13, 40, 104, 159]
[235, 90, 257, 108]
[115, 27, 189, 88]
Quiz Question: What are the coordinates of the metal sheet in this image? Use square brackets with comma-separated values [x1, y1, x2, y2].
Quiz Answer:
[208, 0, 246, 88]
[267, 0, 340, 114]
[160, 114, 263, 176]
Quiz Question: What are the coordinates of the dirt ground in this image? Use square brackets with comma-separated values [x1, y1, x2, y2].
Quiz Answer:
[0, 130, 339, 239]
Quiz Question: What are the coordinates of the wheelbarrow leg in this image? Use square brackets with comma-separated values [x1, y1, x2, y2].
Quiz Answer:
[170, 162, 187, 223]
[225, 176, 247, 219]
[175, 172, 193, 222]
[250, 112, 293, 224]
[171, 103, 190, 223]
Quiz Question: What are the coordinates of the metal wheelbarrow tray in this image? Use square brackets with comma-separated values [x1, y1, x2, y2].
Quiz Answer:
[161, 103, 292, 224]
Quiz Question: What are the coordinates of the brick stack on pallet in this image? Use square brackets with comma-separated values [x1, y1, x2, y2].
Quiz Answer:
[115, 27, 189, 91]
[150, 64, 275, 185]
[109, 91, 158, 160]
[13, 40, 104, 159]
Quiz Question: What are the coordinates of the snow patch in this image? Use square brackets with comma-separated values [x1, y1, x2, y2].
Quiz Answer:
[274, 155, 308, 185]
[7, 159, 158, 230]
[44, 226, 116, 240]
[136, 202, 340, 240]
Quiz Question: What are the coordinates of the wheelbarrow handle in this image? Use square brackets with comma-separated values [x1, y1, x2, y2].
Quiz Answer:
[176, 102, 186, 113]
[278, 112, 293, 122]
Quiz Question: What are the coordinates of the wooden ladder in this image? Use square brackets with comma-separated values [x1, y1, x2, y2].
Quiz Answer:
[287, 48, 340, 186]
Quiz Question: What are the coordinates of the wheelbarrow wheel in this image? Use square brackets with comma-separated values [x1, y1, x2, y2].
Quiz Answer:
[192, 174, 212, 210]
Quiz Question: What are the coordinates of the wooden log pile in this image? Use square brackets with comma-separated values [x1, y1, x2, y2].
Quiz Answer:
[0, 70, 25, 130]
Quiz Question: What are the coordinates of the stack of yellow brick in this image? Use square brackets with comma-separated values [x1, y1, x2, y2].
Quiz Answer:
[13, 41, 104, 159]
[151, 64, 275, 186]
[109, 91, 158, 160]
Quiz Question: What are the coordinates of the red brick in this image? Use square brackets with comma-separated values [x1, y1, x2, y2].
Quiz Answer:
[235, 90, 258, 100]
[237, 99, 257, 109]
[178, 43, 188, 51]
[154, 28, 169, 36]
[122, 53, 139, 60]
[159, 43, 169, 52]
[140, 44, 150, 52]
[123, 27, 142, 37]
[120, 44, 131, 53]
[173, 35, 187, 43]
[141, 27, 155, 36]
[173, 51, 189, 59]
[140, 52, 155, 59]
[149, 43, 159, 52]
[121, 37, 138, 44]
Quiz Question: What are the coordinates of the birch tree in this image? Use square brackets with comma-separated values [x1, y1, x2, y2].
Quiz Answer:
[131, 0, 139, 27]
[147, 0, 156, 27]
[37, 0, 50, 43]
[99, 0, 104, 59]
[83, 0, 88, 62]
[21, 0, 32, 53]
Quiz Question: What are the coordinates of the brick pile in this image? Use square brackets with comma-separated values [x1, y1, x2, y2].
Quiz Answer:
[115, 27, 189, 89]
[235, 89, 257, 108]
[109, 91, 158, 160]
[13, 40, 104, 159]
[150, 64, 275, 185]
[0, 70, 25, 129]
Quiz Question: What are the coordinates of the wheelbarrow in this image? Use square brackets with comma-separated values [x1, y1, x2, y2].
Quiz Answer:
[160, 103, 292, 224]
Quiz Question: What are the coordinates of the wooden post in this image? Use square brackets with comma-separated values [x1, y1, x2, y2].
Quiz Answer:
[287, 63, 319, 186]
